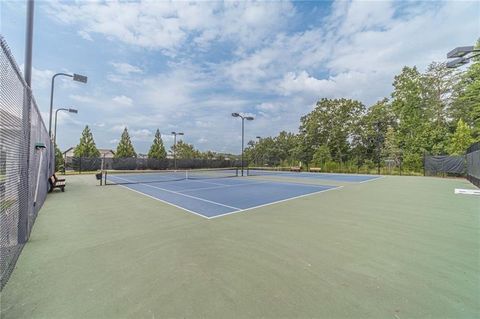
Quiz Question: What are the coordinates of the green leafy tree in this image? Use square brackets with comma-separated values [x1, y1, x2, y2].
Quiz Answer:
[54, 144, 64, 172]
[171, 140, 200, 159]
[391, 66, 428, 170]
[73, 125, 100, 158]
[147, 129, 167, 159]
[299, 98, 365, 163]
[448, 119, 474, 155]
[450, 40, 480, 138]
[311, 145, 331, 167]
[201, 151, 216, 160]
[382, 126, 402, 166]
[115, 128, 137, 158]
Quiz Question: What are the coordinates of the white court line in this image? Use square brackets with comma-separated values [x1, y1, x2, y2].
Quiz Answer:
[180, 181, 272, 193]
[248, 170, 382, 180]
[110, 175, 242, 211]
[114, 184, 210, 219]
[208, 186, 344, 219]
[357, 176, 385, 184]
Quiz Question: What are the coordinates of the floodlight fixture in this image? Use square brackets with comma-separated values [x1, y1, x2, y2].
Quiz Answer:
[447, 46, 474, 59]
[73, 73, 88, 83]
[446, 57, 469, 69]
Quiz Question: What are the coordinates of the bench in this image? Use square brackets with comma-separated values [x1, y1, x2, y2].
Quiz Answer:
[290, 166, 301, 172]
[48, 175, 66, 192]
[309, 167, 321, 172]
[53, 173, 66, 182]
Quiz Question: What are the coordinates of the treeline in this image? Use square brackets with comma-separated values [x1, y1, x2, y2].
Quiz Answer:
[245, 58, 479, 173]
[55, 127, 233, 171]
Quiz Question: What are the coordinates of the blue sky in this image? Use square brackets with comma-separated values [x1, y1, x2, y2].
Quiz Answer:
[1, 0, 478, 154]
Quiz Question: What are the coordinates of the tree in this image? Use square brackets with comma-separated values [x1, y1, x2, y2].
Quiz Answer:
[382, 126, 402, 166]
[391, 66, 428, 170]
[448, 119, 474, 155]
[73, 125, 100, 158]
[171, 141, 200, 159]
[353, 98, 394, 166]
[54, 144, 64, 172]
[450, 40, 480, 138]
[311, 145, 331, 167]
[298, 98, 365, 163]
[115, 128, 137, 158]
[147, 129, 167, 159]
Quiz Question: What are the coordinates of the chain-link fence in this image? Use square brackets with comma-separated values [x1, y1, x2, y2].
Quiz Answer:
[466, 142, 480, 188]
[64, 157, 241, 172]
[0, 36, 54, 289]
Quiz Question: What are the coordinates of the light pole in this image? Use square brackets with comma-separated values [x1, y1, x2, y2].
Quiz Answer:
[255, 136, 262, 166]
[54, 108, 78, 146]
[232, 113, 254, 176]
[49, 72, 87, 137]
[446, 45, 480, 68]
[171, 131, 184, 170]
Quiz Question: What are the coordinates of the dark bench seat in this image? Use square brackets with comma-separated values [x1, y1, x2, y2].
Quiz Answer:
[48, 175, 65, 192]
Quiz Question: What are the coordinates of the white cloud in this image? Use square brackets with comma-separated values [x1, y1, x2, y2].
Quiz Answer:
[110, 62, 143, 75]
[112, 95, 133, 106]
[130, 129, 153, 141]
[111, 124, 127, 133]
[37, 0, 480, 153]
[45, 1, 296, 53]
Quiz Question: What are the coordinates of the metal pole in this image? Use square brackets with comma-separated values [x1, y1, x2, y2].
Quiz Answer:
[241, 117, 244, 176]
[48, 73, 72, 137]
[18, 0, 35, 244]
[49, 75, 57, 137]
[54, 109, 59, 146]
[173, 134, 177, 170]
[24, 0, 34, 86]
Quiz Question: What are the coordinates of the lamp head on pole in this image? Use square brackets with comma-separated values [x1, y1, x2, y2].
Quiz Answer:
[68, 108, 78, 114]
[231, 112, 240, 117]
[245, 116, 254, 121]
[73, 73, 88, 83]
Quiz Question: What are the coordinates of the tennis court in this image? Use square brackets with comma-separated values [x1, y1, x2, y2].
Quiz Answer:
[247, 168, 381, 182]
[2, 174, 478, 319]
[104, 169, 340, 218]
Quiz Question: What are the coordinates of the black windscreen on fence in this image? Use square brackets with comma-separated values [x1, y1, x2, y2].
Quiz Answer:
[466, 142, 480, 188]
[65, 157, 242, 172]
[0, 37, 53, 290]
[424, 155, 466, 176]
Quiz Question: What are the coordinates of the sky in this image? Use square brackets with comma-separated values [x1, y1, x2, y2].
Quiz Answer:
[1, 0, 478, 154]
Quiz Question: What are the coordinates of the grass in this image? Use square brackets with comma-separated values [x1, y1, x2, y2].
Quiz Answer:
[0, 174, 478, 318]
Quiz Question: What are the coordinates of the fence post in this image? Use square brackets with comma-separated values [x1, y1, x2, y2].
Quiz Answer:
[423, 151, 426, 176]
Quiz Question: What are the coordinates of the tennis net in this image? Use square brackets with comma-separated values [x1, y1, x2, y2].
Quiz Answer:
[246, 167, 295, 176]
[103, 167, 239, 185]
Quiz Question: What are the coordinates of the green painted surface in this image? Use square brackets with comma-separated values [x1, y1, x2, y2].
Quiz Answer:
[1, 175, 479, 318]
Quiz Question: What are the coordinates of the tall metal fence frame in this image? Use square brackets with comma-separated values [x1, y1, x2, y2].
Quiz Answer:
[466, 142, 480, 188]
[0, 36, 54, 289]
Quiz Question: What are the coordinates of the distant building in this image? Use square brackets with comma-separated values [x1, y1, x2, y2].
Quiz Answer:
[63, 147, 115, 170]
[63, 147, 115, 159]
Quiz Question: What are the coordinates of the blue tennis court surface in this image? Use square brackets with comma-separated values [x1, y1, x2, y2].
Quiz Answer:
[248, 170, 381, 182]
[107, 174, 339, 219]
